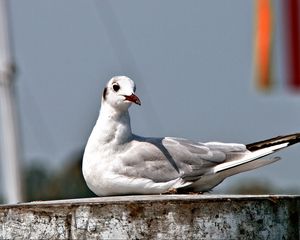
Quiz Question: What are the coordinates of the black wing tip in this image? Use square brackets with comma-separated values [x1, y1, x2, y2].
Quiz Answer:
[246, 132, 300, 151]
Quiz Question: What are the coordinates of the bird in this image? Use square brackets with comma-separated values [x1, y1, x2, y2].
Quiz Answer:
[82, 76, 300, 196]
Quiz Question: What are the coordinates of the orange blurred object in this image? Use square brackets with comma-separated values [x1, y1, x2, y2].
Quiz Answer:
[254, 0, 273, 91]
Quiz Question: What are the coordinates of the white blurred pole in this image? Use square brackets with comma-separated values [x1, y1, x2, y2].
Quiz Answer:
[0, 0, 23, 203]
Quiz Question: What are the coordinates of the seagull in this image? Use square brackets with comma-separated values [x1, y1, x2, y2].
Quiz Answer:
[82, 76, 300, 196]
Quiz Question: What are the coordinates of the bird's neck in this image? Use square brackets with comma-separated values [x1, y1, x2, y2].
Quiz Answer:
[91, 103, 133, 146]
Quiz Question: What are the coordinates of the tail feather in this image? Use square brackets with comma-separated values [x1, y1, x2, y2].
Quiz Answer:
[212, 142, 288, 174]
[218, 156, 281, 178]
[191, 133, 299, 192]
[211, 132, 300, 175]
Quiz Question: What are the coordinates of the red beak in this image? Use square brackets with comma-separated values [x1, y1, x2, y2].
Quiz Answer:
[124, 94, 141, 105]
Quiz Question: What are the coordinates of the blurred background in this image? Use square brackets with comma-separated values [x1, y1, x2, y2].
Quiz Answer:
[0, 0, 300, 203]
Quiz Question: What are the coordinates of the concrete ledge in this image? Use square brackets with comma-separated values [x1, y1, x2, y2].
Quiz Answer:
[0, 195, 299, 239]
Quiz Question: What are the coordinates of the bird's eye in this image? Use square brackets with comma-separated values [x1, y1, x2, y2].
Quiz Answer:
[113, 84, 120, 92]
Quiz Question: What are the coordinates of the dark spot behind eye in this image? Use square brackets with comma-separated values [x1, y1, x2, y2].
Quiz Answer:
[102, 87, 107, 100]
[113, 84, 120, 92]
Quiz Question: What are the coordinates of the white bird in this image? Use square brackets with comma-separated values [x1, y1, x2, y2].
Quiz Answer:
[82, 76, 300, 196]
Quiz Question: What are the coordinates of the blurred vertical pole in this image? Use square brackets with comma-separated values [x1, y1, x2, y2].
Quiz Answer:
[0, 0, 23, 203]
[254, 0, 273, 91]
[283, 0, 300, 91]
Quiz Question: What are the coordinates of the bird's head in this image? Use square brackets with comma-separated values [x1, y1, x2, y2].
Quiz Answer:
[102, 76, 141, 111]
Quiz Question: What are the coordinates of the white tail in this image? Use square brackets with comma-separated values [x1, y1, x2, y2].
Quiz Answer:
[212, 142, 288, 175]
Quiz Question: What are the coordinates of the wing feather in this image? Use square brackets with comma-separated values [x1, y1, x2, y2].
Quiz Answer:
[113, 136, 248, 188]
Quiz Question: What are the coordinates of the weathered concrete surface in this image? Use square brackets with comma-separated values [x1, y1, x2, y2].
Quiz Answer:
[0, 195, 299, 239]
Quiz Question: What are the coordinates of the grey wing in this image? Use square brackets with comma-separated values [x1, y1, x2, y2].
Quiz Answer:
[114, 135, 248, 186]
[162, 137, 248, 181]
[114, 137, 182, 183]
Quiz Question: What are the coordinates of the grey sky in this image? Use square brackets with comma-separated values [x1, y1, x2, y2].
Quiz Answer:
[2, 0, 299, 192]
